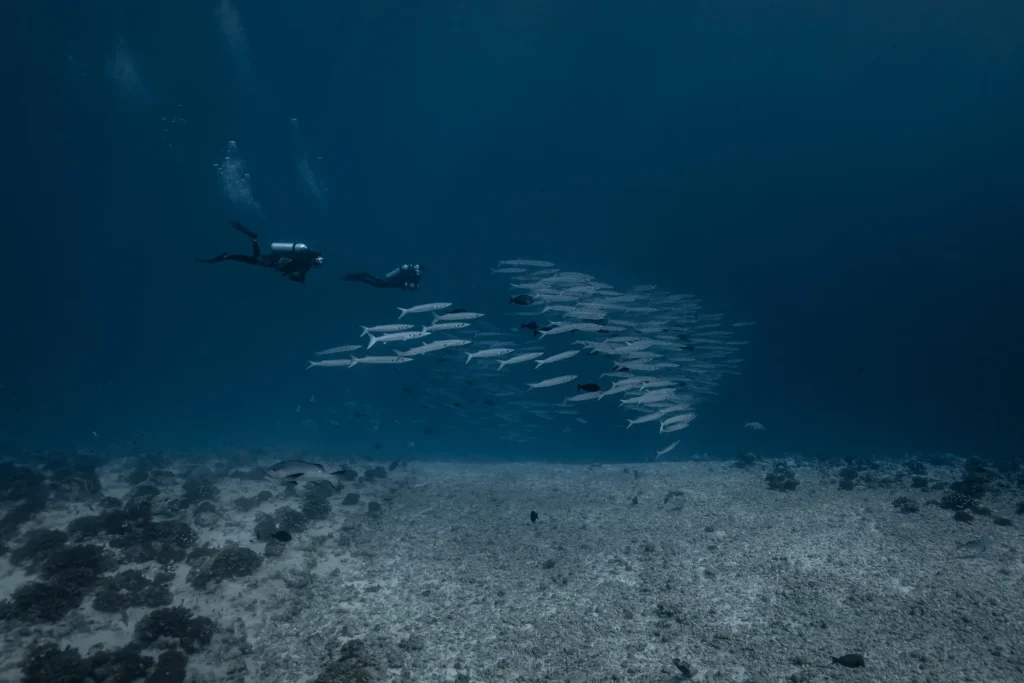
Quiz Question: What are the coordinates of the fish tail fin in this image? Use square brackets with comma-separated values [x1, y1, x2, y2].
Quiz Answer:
[360, 326, 370, 337]
[465, 352, 474, 364]
[393, 349, 405, 357]
[534, 360, 545, 369]
[397, 307, 408, 319]
[306, 361, 317, 370]
[432, 312, 441, 322]
[366, 334, 378, 349]
[626, 420, 634, 429]
[496, 360, 506, 371]
[526, 384, 534, 391]
[349, 356, 360, 367]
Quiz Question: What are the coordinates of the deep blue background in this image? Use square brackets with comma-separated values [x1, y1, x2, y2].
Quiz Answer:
[3, 1, 1023, 459]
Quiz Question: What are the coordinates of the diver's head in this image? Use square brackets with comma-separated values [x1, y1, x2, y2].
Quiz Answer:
[313, 255, 324, 267]
[413, 264, 422, 275]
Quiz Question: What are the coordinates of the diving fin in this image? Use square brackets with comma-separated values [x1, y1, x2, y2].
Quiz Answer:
[230, 220, 259, 240]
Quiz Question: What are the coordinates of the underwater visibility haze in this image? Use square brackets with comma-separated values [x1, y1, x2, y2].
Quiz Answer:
[2, 1, 1024, 682]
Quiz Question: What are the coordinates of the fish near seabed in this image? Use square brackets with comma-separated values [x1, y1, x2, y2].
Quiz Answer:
[266, 460, 346, 490]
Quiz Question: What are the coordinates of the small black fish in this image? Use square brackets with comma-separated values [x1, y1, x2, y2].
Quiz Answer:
[577, 383, 600, 392]
[453, 402, 461, 408]
[423, 427, 433, 435]
[530, 510, 538, 523]
[402, 387, 413, 393]
[539, 325, 555, 333]
[521, 321, 538, 331]
[449, 308, 467, 314]
[831, 654, 865, 668]
[510, 294, 534, 305]
[272, 530, 292, 543]
[374, 442, 381, 450]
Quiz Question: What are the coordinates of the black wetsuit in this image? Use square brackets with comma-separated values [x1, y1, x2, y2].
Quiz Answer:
[197, 221, 323, 283]
[344, 264, 422, 290]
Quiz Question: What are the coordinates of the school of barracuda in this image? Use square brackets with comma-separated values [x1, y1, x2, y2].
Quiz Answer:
[307, 260, 749, 455]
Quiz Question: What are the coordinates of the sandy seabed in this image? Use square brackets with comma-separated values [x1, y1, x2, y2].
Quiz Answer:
[1, 457, 1022, 683]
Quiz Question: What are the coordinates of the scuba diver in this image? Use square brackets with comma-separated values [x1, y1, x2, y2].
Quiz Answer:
[196, 221, 323, 283]
[343, 263, 423, 290]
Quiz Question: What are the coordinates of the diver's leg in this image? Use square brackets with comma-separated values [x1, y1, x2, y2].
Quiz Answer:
[230, 221, 258, 240]
[195, 253, 229, 263]
[223, 253, 259, 265]
[345, 273, 389, 287]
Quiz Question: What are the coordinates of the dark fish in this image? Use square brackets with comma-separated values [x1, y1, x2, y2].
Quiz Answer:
[402, 387, 413, 393]
[423, 427, 433, 435]
[530, 510, 538, 523]
[831, 654, 865, 668]
[453, 402, 461, 408]
[521, 321, 538, 331]
[510, 295, 534, 305]
[374, 442, 381, 450]
[449, 308, 467, 314]
[539, 325, 555, 333]
[271, 530, 292, 543]
[484, 400, 495, 406]
[577, 383, 600, 392]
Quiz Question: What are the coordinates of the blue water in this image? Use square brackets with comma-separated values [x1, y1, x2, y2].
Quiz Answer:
[4, 1, 1023, 460]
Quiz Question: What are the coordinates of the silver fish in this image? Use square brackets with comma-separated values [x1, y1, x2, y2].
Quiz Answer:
[266, 460, 346, 489]
[465, 348, 515, 364]
[397, 302, 452, 319]
[367, 330, 431, 349]
[349, 355, 414, 366]
[315, 344, 361, 356]
[307, 359, 355, 370]
[396, 339, 472, 356]
[496, 352, 544, 370]
[360, 324, 413, 337]
[526, 374, 577, 390]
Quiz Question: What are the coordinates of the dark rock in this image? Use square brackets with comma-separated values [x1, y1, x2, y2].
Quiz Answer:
[993, 517, 1013, 527]
[100, 496, 123, 509]
[892, 497, 919, 514]
[0, 581, 86, 623]
[256, 490, 274, 502]
[264, 539, 286, 557]
[233, 496, 257, 512]
[734, 452, 758, 469]
[905, 461, 927, 476]
[951, 475, 989, 499]
[195, 501, 217, 515]
[146, 649, 188, 683]
[20, 642, 89, 683]
[766, 465, 798, 491]
[303, 495, 331, 521]
[939, 492, 976, 511]
[0, 492, 48, 543]
[342, 493, 361, 506]
[40, 544, 116, 590]
[188, 546, 262, 588]
[93, 570, 173, 612]
[911, 476, 929, 489]
[314, 639, 379, 683]
[364, 466, 388, 481]
[254, 515, 277, 541]
[10, 528, 69, 568]
[954, 510, 974, 523]
[672, 658, 695, 679]
[838, 479, 855, 491]
[132, 485, 161, 500]
[336, 468, 359, 482]
[0, 463, 45, 502]
[275, 506, 308, 533]
[135, 607, 216, 654]
[367, 502, 382, 515]
[87, 642, 154, 683]
[1017, 501, 1024, 515]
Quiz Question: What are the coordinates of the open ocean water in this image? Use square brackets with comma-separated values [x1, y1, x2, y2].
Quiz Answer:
[2, 2, 1023, 682]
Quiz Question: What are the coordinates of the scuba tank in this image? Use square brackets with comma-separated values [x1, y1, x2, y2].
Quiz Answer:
[270, 242, 309, 253]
